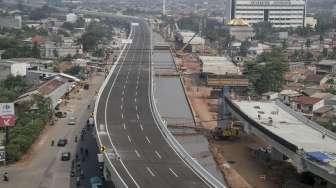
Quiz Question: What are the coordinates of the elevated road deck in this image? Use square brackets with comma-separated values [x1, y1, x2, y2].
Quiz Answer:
[226, 98, 336, 185]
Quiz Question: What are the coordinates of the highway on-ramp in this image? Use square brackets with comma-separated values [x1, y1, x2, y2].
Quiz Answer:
[95, 20, 215, 188]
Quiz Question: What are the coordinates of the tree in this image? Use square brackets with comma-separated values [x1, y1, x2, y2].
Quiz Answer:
[244, 48, 288, 94]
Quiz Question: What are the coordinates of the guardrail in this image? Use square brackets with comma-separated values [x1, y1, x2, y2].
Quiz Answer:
[275, 100, 336, 140]
[94, 24, 134, 188]
[148, 26, 225, 188]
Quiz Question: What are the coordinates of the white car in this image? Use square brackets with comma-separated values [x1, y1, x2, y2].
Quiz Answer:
[67, 117, 76, 125]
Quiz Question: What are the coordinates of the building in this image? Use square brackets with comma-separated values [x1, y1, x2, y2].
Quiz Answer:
[66, 13, 78, 23]
[315, 60, 336, 75]
[0, 15, 22, 29]
[230, 0, 306, 28]
[279, 89, 302, 105]
[305, 16, 317, 27]
[0, 61, 30, 80]
[226, 18, 254, 41]
[199, 56, 241, 75]
[44, 37, 83, 58]
[292, 96, 324, 116]
[16, 75, 79, 109]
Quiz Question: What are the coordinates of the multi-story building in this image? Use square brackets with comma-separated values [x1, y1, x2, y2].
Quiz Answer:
[0, 15, 22, 29]
[230, 0, 306, 28]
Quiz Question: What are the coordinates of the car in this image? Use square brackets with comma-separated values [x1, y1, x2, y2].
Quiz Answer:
[57, 139, 68, 147]
[67, 117, 76, 125]
[90, 176, 103, 188]
[61, 152, 71, 161]
[55, 111, 67, 118]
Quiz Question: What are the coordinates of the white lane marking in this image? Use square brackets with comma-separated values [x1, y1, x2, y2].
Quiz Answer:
[134, 149, 141, 158]
[136, 85, 138, 90]
[169, 168, 179, 178]
[145, 136, 151, 144]
[146, 167, 155, 177]
[122, 90, 125, 95]
[121, 113, 124, 119]
[123, 85, 126, 90]
[125, 79, 128, 84]
[135, 91, 138, 96]
[121, 97, 123, 102]
[123, 123, 126, 130]
[136, 114, 139, 120]
[155, 150, 162, 159]
[127, 135, 132, 143]
[120, 105, 123, 110]
[139, 124, 143, 131]
[134, 98, 137, 103]
[135, 105, 138, 111]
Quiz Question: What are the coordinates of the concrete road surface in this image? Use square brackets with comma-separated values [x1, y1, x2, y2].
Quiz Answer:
[95, 20, 215, 188]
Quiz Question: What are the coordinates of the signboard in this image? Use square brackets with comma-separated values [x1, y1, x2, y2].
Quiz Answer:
[0, 103, 14, 116]
[131, 23, 139, 26]
[0, 103, 15, 127]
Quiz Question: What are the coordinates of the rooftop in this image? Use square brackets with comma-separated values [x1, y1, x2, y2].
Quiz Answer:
[199, 56, 241, 75]
[317, 60, 336, 66]
[293, 96, 322, 105]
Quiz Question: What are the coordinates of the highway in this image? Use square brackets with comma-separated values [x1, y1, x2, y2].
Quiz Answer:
[95, 20, 213, 188]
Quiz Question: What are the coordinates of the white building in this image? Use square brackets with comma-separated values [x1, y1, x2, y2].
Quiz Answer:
[0, 61, 30, 80]
[66, 13, 78, 23]
[0, 15, 22, 29]
[230, 0, 306, 28]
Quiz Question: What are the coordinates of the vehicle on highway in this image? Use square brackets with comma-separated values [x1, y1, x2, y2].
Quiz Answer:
[57, 139, 68, 146]
[68, 116, 77, 125]
[61, 152, 71, 161]
[90, 176, 103, 188]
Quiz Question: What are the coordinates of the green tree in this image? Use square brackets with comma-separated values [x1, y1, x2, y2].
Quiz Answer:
[244, 48, 288, 94]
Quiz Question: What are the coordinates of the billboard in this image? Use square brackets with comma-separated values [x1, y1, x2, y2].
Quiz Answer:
[0, 103, 16, 127]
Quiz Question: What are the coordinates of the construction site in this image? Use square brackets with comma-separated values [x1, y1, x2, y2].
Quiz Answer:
[150, 24, 327, 187]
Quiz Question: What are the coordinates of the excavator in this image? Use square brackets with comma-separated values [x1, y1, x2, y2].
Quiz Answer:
[210, 121, 241, 140]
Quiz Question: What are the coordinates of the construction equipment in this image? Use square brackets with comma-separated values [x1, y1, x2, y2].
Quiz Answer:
[211, 121, 241, 140]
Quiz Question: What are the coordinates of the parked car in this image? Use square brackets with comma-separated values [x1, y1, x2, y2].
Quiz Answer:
[57, 139, 68, 147]
[61, 152, 71, 161]
[55, 111, 67, 118]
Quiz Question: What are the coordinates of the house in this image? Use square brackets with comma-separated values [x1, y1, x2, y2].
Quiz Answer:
[226, 18, 254, 41]
[16, 75, 78, 109]
[315, 60, 336, 75]
[0, 60, 30, 80]
[304, 73, 325, 86]
[279, 89, 302, 105]
[292, 96, 324, 117]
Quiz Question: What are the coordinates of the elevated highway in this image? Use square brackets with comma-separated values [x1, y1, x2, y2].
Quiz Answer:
[225, 97, 336, 186]
[94, 20, 225, 188]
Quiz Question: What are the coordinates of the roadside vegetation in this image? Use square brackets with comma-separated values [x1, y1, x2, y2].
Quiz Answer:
[0, 76, 51, 162]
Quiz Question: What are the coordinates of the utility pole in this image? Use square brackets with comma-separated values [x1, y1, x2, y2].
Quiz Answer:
[162, 0, 166, 15]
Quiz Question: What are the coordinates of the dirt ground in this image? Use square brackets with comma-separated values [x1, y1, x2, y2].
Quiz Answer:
[180, 54, 280, 188]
